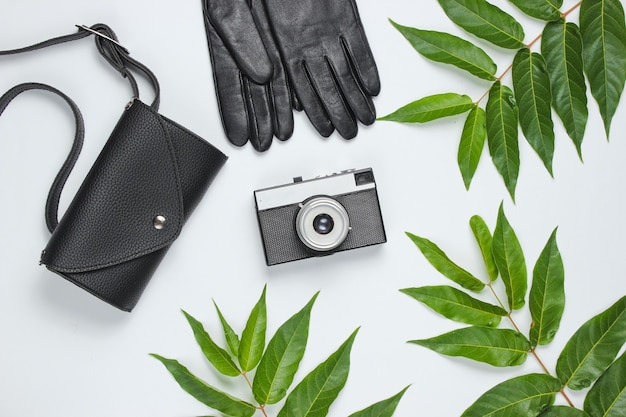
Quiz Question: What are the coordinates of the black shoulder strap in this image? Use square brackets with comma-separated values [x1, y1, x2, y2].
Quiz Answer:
[0, 83, 84, 233]
[0, 24, 159, 232]
[0, 23, 160, 109]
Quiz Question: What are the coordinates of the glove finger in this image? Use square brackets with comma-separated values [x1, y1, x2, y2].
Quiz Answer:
[246, 79, 274, 152]
[292, 90, 302, 112]
[303, 59, 358, 139]
[205, 18, 250, 146]
[342, 0, 381, 96]
[327, 45, 376, 125]
[286, 63, 334, 137]
[204, 0, 273, 84]
[269, 72, 295, 141]
[251, 0, 294, 141]
[205, 11, 279, 151]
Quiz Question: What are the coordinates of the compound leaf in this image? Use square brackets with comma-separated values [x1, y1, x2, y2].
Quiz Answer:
[584, 351, 626, 417]
[378, 93, 474, 123]
[508, 0, 563, 21]
[438, 0, 525, 49]
[539, 406, 589, 417]
[347, 386, 410, 417]
[238, 286, 267, 372]
[389, 19, 497, 80]
[461, 374, 561, 417]
[580, 0, 626, 137]
[459, 105, 487, 190]
[213, 300, 240, 357]
[277, 329, 358, 417]
[150, 355, 256, 417]
[529, 228, 565, 348]
[486, 81, 520, 201]
[556, 295, 626, 390]
[406, 232, 485, 292]
[512, 48, 555, 176]
[410, 326, 531, 367]
[492, 203, 527, 311]
[182, 310, 241, 377]
[541, 20, 588, 159]
[470, 215, 499, 282]
[401, 286, 506, 327]
[253, 293, 318, 405]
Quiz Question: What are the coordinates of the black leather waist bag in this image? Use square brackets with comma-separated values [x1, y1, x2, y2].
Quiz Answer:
[0, 25, 228, 311]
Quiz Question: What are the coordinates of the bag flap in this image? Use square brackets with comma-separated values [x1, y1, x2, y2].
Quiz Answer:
[41, 100, 184, 273]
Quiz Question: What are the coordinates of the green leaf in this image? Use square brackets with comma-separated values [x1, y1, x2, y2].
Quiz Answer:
[541, 21, 588, 159]
[458, 106, 487, 190]
[150, 355, 256, 417]
[347, 386, 410, 417]
[410, 326, 531, 367]
[378, 93, 474, 123]
[253, 293, 318, 405]
[401, 286, 506, 327]
[529, 228, 565, 348]
[277, 329, 358, 417]
[470, 215, 498, 282]
[238, 286, 267, 372]
[405, 232, 485, 292]
[461, 374, 562, 417]
[539, 406, 589, 417]
[213, 300, 240, 357]
[580, 0, 626, 137]
[492, 203, 527, 311]
[512, 48, 556, 176]
[437, 0, 525, 49]
[508, 0, 563, 21]
[182, 310, 241, 377]
[557, 295, 626, 390]
[486, 81, 520, 201]
[389, 19, 497, 80]
[584, 351, 626, 417]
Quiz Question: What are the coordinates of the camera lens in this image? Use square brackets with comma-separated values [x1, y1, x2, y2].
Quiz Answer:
[295, 196, 350, 252]
[313, 214, 334, 235]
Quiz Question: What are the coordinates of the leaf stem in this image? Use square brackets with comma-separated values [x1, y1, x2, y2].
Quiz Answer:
[475, 1, 583, 107]
[475, 62, 513, 104]
[529, 349, 576, 407]
[506, 313, 523, 333]
[526, 33, 543, 50]
[562, 1, 582, 19]
[487, 283, 576, 408]
[486, 283, 509, 312]
[529, 348, 552, 375]
[508, 320, 576, 406]
[242, 372, 269, 417]
[559, 389, 576, 407]
[486, 286, 575, 407]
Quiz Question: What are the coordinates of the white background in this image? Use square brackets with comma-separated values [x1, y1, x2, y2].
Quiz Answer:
[0, 1, 624, 416]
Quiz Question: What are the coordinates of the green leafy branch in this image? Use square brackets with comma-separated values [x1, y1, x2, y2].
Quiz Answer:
[151, 287, 408, 417]
[381, 0, 626, 201]
[403, 204, 626, 416]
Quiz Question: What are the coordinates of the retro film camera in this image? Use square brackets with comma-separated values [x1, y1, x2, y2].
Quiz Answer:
[254, 168, 387, 266]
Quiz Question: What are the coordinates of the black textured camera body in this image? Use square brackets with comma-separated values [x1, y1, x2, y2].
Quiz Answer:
[254, 168, 386, 266]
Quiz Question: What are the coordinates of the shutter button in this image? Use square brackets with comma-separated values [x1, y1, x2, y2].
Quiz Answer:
[153, 215, 167, 230]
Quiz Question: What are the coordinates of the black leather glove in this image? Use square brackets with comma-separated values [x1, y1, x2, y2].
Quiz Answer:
[262, 0, 380, 139]
[203, 0, 294, 152]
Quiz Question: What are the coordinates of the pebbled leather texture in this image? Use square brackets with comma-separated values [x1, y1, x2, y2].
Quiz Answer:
[40, 100, 228, 311]
[1, 25, 228, 312]
[203, 0, 295, 152]
[263, 0, 381, 139]
[204, 0, 273, 84]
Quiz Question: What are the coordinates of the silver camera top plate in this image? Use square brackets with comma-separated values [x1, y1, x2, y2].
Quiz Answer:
[254, 168, 376, 211]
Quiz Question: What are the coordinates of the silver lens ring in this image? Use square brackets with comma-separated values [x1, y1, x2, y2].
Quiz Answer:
[295, 196, 350, 252]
